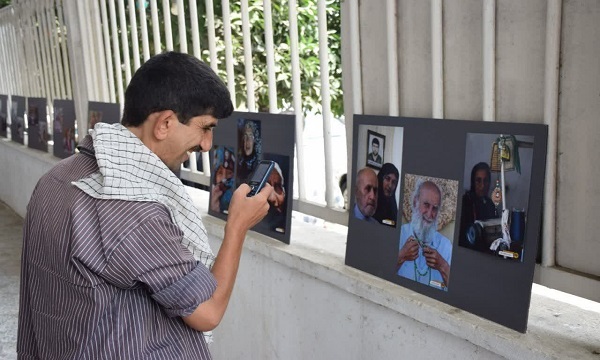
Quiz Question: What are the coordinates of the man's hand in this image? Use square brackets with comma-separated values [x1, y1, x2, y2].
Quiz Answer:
[183, 183, 271, 332]
[397, 237, 419, 268]
[423, 247, 450, 286]
[226, 183, 271, 234]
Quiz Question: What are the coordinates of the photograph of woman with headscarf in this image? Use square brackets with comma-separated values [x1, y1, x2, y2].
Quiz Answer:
[373, 163, 400, 227]
[236, 119, 262, 186]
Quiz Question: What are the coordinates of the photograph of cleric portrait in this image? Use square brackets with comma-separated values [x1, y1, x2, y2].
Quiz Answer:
[10, 96, 26, 145]
[87, 101, 121, 133]
[27, 98, 49, 152]
[208, 111, 296, 244]
[397, 174, 458, 291]
[0, 94, 8, 138]
[459, 133, 534, 262]
[53, 99, 76, 159]
[352, 124, 404, 228]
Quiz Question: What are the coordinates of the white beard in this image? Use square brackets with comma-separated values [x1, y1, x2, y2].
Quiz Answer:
[410, 209, 438, 246]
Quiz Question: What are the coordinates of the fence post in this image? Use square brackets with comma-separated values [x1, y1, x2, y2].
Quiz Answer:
[61, 0, 89, 139]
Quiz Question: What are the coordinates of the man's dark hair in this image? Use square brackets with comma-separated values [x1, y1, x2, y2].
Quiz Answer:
[372, 137, 380, 146]
[121, 51, 233, 126]
[469, 162, 491, 193]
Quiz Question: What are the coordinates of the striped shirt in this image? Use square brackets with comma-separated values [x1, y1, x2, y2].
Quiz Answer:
[17, 136, 217, 359]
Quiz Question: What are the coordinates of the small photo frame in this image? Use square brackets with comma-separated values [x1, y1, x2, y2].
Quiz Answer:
[366, 130, 384, 169]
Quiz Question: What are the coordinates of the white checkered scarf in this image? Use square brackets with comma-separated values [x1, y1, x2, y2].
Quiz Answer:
[72, 122, 216, 343]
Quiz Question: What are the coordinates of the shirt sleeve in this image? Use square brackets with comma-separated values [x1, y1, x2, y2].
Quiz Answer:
[100, 216, 217, 317]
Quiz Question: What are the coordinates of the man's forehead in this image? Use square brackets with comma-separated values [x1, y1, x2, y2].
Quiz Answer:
[194, 115, 218, 126]
[420, 187, 440, 204]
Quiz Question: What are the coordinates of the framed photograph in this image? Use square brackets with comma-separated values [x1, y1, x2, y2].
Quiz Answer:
[366, 130, 384, 169]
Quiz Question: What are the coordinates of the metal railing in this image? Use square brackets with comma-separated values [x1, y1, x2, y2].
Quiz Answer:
[0, 0, 349, 225]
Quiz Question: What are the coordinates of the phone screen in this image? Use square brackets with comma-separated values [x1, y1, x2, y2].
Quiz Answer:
[247, 160, 275, 197]
[249, 162, 272, 184]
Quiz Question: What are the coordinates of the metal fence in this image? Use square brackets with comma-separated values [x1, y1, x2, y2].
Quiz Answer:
[0, 0, 349, 224]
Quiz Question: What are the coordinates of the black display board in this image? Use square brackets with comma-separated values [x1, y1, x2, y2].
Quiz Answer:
[10, 96, 26, 145]
[0, 95, 8, 138]
[27, 97, 49, 152]
[345, 115, 548, 333]
[53, 99, 76, 159]
[208, 111, 296, 244]
[87, 101, 121, 133]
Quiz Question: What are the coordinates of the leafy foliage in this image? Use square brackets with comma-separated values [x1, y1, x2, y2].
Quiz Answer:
[138, 0, 342, 118]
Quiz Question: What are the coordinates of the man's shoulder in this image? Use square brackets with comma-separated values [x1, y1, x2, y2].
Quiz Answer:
[96, 199, 171, 223]
[434, 231, 452, 249]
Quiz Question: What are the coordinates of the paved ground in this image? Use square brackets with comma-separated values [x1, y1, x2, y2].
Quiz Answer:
[0, 201, 21, 360]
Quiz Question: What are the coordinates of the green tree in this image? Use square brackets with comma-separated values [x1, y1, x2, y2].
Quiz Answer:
[136, 0, 342, 118]
[0, 0, 12, 9]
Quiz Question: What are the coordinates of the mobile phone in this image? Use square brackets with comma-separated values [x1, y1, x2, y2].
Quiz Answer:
[246, 160, 275, 197]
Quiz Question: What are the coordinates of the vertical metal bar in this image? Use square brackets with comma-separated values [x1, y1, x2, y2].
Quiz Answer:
[10, 7, 24, 95]
[386, 0, 399, 116]
[40, 1, 58, 101]
[18, 5, 33, 96]
[205, 0, 218, 71]
[22, 5, 37, 96]
[100, 0, 117, 103]
[193, 0, 212, 175]
[41, 1, 60, 103]
[128, 0, 141, 70]
[288, 0, 305, 200]
[189, 0, 201, 58]
[349, 0, 362, 115]
[483, 0, 495, 121]
[108, 0, 125, 105]
[0, 20, 8, 93]
[138, 0, 151, 61]
[26, 4, 40, 96]
[48, 0, 67, 100]
[0, 24, 8, 93]
[76, 0, 95, 99]
[542, 0, 562, 268]
[56, 0, 73, 99]
[36, 3, 53, 99]
[176, 0, 186, 52]
[162, 0, 173, 51]
[431, 0, 444, 119]
[221, 0, 236, 104]
[317, 0, 335, 206]
[150, 0, 161, 54]
[91, 0, 109, 102]
[117, 0, 132, 83]
[263, 0, 277, 113]
[0, 25, 6, 93]
[44, 0, 61, 101]
[83, 0, 101, 100]
[240, 0, 255, 112]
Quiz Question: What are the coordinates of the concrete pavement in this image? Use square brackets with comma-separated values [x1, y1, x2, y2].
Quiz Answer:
[0, 200, 21, 360]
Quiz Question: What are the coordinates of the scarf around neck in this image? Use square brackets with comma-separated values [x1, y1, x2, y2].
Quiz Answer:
[72, 122, 216, 341]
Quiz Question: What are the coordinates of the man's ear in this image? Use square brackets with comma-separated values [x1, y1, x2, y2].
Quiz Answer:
[153, 110, 176, 140]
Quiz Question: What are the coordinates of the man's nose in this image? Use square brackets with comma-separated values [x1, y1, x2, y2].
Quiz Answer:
[369, 188, 376, 198]
[424, 208, 435, 220]
[200, 132, 213, 152]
